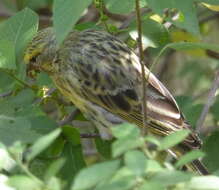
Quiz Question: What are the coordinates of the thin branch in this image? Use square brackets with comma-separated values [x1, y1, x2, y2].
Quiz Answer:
[80, 133, 100, 138]
[199, 12, 219, 24]
[2, 69, 35, 90]
[33, 88, 56, 104]
[119, 8, 150, 30]
[58, 109, 80, 126]
[0, 91, 12, 98]
[196, 70, 219, 133]
[135, 0, 147, 135]
[0, 12, 51, 22]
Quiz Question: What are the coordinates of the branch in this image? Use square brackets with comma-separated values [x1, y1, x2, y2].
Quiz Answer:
[0, 91, 12, 98]
[58, 109, 80, 126]
[135, 0, 147, 135]
[196, 70, 219, 133]
[80, 133, 100, 138]
[199, 12, 219, 24]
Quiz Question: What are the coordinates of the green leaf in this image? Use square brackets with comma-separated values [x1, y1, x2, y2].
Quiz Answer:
[187, 176, 219, 189]
[95, 136, 112, 159]
[152, 170, 192, 186]
[8, 175, 41, 190]
[129, 18, 170, 48]
[145, 159, 164, 173]
[47, 177, 62, 190]
[203, 131, 219, 172]
[112, 136, 144, 157]
[210, 99, 219, 121]
[0, 116, 41, 146]
[0, 40, 16, 69]
[95, 176, 135, 190]
[53, 0, 92, 44]
[0, 8, 38, 61]
[159, 130, 190, 151]
[154, 41, 219, 68]
[124, 150, 147, 176]
[26, 128, 61, 161]
[72, 160, 120, 190]
[36, 72, 54, 87]
[111, 123, 140, 139]
[139, 181, 164, 190]
[104, 0, 135, 14]
[59, 126, 86, 189]
[0, 143, 16, 171]
[44, 158, 66, 181]
[0, 70, 15, 92]
[175, 150, 205, 168]
[146, 0, 199, 35]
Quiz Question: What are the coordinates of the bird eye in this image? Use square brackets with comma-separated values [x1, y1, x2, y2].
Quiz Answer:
[29, 52, 40, 63]
[30, 56, 37, 63]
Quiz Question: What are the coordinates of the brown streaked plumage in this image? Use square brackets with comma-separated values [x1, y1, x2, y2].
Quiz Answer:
[24, 27, 209, 175]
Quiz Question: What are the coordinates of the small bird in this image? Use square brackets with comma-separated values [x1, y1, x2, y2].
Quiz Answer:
[24, 27, 208, 175]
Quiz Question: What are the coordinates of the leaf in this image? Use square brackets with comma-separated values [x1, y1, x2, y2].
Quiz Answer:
[111, 123, 141, 139]
[154, 41, 219, 67]
[53, 0, 92, 44]
[44, 158, 66, 181]
[26, 128, 61, 161]
[0, 116, 41, 146]
[0, 70, 15, 92]
[139, 181, 164, 190]
[95, 137, 112, 159]
[187, 176, 219, 189]
[152, 170, 192, 186]
[145, 159, 164, 173]
[124, 150, 147, 176]
[72, 160, 120, 190]
[175, 150, 205, 168]
[46, 177, 62, 190]
[112, 135, 144, 157]
[129, 18, 170, 48]
[0, 40, 16, 69]
[159, 130, 190, 151]
[146, 0, 199, 35]
[8, 175, 41, 190]
[0, 143, 16, 171]
[95, 176, 135, 190]
[0, 8, 38, 61]
[104, 0, 135, 14]
[203, 131, 219, 172]
[59, 126, 86, 189]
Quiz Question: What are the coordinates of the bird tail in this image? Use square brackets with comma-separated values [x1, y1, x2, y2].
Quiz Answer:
[168, 148, 209, 175]
[189, 159, 209, 175]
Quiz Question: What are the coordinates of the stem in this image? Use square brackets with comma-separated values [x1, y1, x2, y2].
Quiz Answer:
[196, 70, 219, 133]
[135, 0, 147, 135]
[2, 69, 35, 90]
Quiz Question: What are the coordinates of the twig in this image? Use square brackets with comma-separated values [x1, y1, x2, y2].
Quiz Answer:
[0, 11, 51, 22]
[135, 0, 147, 135]
[58, 109, 80, 126]
[34, 88, 56, 104]
[199, 12, 219, 24]
[0, 91, 12, 98]
[80, 133, 100, 138]
[196, 70, 219, 133]
[1, 69, 35, 90]
[119, 8, 150, 29]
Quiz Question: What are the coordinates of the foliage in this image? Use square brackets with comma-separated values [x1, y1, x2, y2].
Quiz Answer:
[1, 0, 219, 189]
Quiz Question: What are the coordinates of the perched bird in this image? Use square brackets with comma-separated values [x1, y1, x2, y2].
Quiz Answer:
[24, 27, 208, 175]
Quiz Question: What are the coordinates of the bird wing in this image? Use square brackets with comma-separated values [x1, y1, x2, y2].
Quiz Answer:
[62, 30, 201, 149]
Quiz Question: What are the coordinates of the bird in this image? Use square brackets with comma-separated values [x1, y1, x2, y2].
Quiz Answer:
[24, 27, 209, 175]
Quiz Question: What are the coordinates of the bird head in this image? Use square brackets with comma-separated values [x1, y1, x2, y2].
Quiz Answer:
[24, 27, 57, 76]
